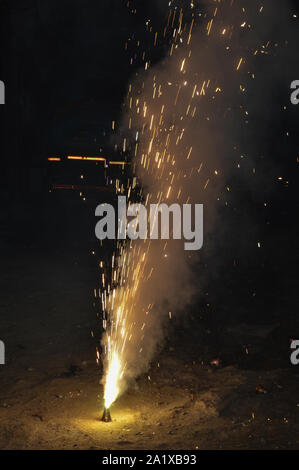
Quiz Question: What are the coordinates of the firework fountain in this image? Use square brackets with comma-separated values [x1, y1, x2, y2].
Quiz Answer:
[96, 0, 291, 417]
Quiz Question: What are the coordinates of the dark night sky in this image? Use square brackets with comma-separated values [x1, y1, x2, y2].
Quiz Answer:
[0, 0, 298, 165]
[0, 1, 173, 165]
[0, 1, 135, 163]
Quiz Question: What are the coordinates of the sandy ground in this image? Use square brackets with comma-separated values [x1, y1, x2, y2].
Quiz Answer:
[0, 248, 298, 450]
[1, 357, 299, 450]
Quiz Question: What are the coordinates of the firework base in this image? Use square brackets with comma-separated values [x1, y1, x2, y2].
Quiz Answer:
[101, 407, 112, 422]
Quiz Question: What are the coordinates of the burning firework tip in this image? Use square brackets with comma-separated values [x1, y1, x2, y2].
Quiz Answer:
[101, 407, 112, 423]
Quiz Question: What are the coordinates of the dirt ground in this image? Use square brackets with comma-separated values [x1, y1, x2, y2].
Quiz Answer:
[0, 247, 298, 450]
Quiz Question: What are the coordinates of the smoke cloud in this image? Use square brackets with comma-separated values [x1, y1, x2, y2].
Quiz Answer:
[101, 0, 295, 400]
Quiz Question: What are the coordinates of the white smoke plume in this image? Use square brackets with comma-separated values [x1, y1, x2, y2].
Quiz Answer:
[100, 0, 294, 403]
